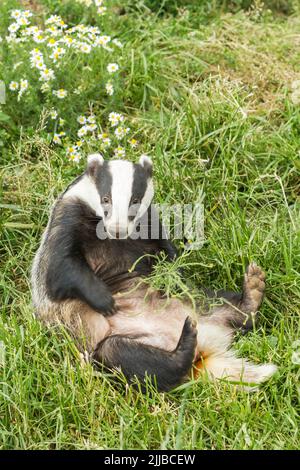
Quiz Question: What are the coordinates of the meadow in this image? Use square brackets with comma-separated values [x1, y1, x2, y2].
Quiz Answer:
[0, 0, 299, 450]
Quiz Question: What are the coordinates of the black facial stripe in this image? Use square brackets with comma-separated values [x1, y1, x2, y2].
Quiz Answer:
[132, 164, 148, 203]
[95, 161, 112, 200]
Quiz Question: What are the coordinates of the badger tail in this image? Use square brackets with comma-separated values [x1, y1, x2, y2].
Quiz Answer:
[92, 317, 197, 392]
[194, 322, 277, 390]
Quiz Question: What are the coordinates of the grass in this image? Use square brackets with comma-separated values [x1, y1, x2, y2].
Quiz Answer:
[0, 0, 300, 450]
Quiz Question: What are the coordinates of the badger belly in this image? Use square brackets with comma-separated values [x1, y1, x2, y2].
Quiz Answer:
[109, 280, 195, 352]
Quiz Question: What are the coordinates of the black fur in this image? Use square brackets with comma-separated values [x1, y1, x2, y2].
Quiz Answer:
[46, 200, 115, 314]
[94, 161, 112, 199]
[205, 288, 256, 333]
[131, 163, 149, 203]
[46, 198, 178, 309]
[93, 317, 197, 392]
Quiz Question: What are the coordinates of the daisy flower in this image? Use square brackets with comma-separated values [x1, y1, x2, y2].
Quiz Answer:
[115, 126, 130, 140]
[50, 109, 58, 119]
[8, 23, 20, 33]
[98, 133, 111, 148]
[98, 132, 109, 140]
[63, 36, 74, 47]
[80, 43, 92, 54]
[77, 115, 86, 125]
[23, 10, 33, 18]
[67, 146, 82, 163]
[102, 137, 111, 148]
[107, 63, 119, 74]
[97, 6, 107, 15]
[58, 20, 67, 29]
[11, 10, 22, 20]
[78, 126, 88, 137]
[96, 35, 111, 46]
[53, 133, 62, 145]
[129, 138, 138, 148]
[45, 15, 62, 25]
[9, 81, 19, 91]
[86, 124, 97, 132]
[17, 17, 30, 27]
[20, 79, 28, 90]
[105, 82, 114, 96]
[46, 26, 60, 37]
[47, 38, 58, 47]
[66, 146, 76, 154]
[87, 115, 96, 124]
[17, 79, 29, 100]
[40, 68, 55, 81]
[108, 112, 124, 127]
[50, 47, 66, 62]
[33, 33, 46, 43]
[53, 89, 68, 99]
[114, 146, 126, 158]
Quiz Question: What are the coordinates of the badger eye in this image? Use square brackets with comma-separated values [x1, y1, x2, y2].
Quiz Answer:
[102, 195, 110, 204]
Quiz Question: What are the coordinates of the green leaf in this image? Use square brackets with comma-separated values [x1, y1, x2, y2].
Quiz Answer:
[0, 112, 10, 122]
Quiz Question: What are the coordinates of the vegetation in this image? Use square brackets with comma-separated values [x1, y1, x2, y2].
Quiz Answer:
[0, 0, 299, 449]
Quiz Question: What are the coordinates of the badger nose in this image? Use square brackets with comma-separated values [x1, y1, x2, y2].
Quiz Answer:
[108, 224, 128, 239]
[116, 226, 128, 239]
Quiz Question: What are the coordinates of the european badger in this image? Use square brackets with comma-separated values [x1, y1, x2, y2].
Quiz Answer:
[31, 154, 277, 391]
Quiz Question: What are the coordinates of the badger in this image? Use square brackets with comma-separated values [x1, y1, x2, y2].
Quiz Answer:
[31, 154, 277, 392]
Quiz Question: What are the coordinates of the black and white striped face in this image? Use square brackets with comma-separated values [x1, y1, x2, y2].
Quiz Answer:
[65, 154, 154, 239]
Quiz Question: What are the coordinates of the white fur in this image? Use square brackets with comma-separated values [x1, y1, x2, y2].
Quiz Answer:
[107, 161, 134, 237]
[203, 353, 277, 390]
[196, 319, 277, 388]
[87, 153, 104, 166]
[139, 154, 152, 167]
[64, 174, 104, 217]
[136, 179, 154, 222]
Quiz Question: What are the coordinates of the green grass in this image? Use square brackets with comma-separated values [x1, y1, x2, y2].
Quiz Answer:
[0, 0, 300, 450]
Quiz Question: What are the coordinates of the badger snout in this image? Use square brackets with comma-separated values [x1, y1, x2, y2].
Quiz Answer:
[106, 223, 129, 239]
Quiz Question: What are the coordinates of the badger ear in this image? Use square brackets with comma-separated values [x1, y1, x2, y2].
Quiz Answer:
[139, 154, 153, 177]
[87, 153, 104, 177]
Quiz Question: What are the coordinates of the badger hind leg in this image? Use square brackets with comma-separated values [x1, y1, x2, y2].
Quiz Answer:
[194, 263, 277, 388]
[208, 262, 266, 333]
[93, 316, 197, 392]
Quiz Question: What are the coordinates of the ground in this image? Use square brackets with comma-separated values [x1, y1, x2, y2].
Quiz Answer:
[0, 0, 299, 450]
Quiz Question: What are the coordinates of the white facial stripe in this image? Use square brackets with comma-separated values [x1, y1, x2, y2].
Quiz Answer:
[64, 175, 103, 217]
[136, 179, 154, 221]
[108, 161, 134, 230]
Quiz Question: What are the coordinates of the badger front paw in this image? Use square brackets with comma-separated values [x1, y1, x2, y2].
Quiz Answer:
[98, 291, 116, 316]
[81, 283, 116, 316]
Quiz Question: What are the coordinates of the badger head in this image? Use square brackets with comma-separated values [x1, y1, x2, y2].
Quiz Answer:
[66, 154, 154, 239]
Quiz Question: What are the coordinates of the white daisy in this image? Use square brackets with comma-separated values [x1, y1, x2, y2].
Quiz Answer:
[53, 89, 68, 99]
[8, 23, 20, 33]
[39, 68, 55, 81]
[80, 43, 92, 54]
[77, 115, 86, 125]
[114, 146, 125, 158]
[105, 82, 114, 96]
[107, 63, 119, 74]
[50, 109, 58, 119]
[9, 81, 19, 91]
